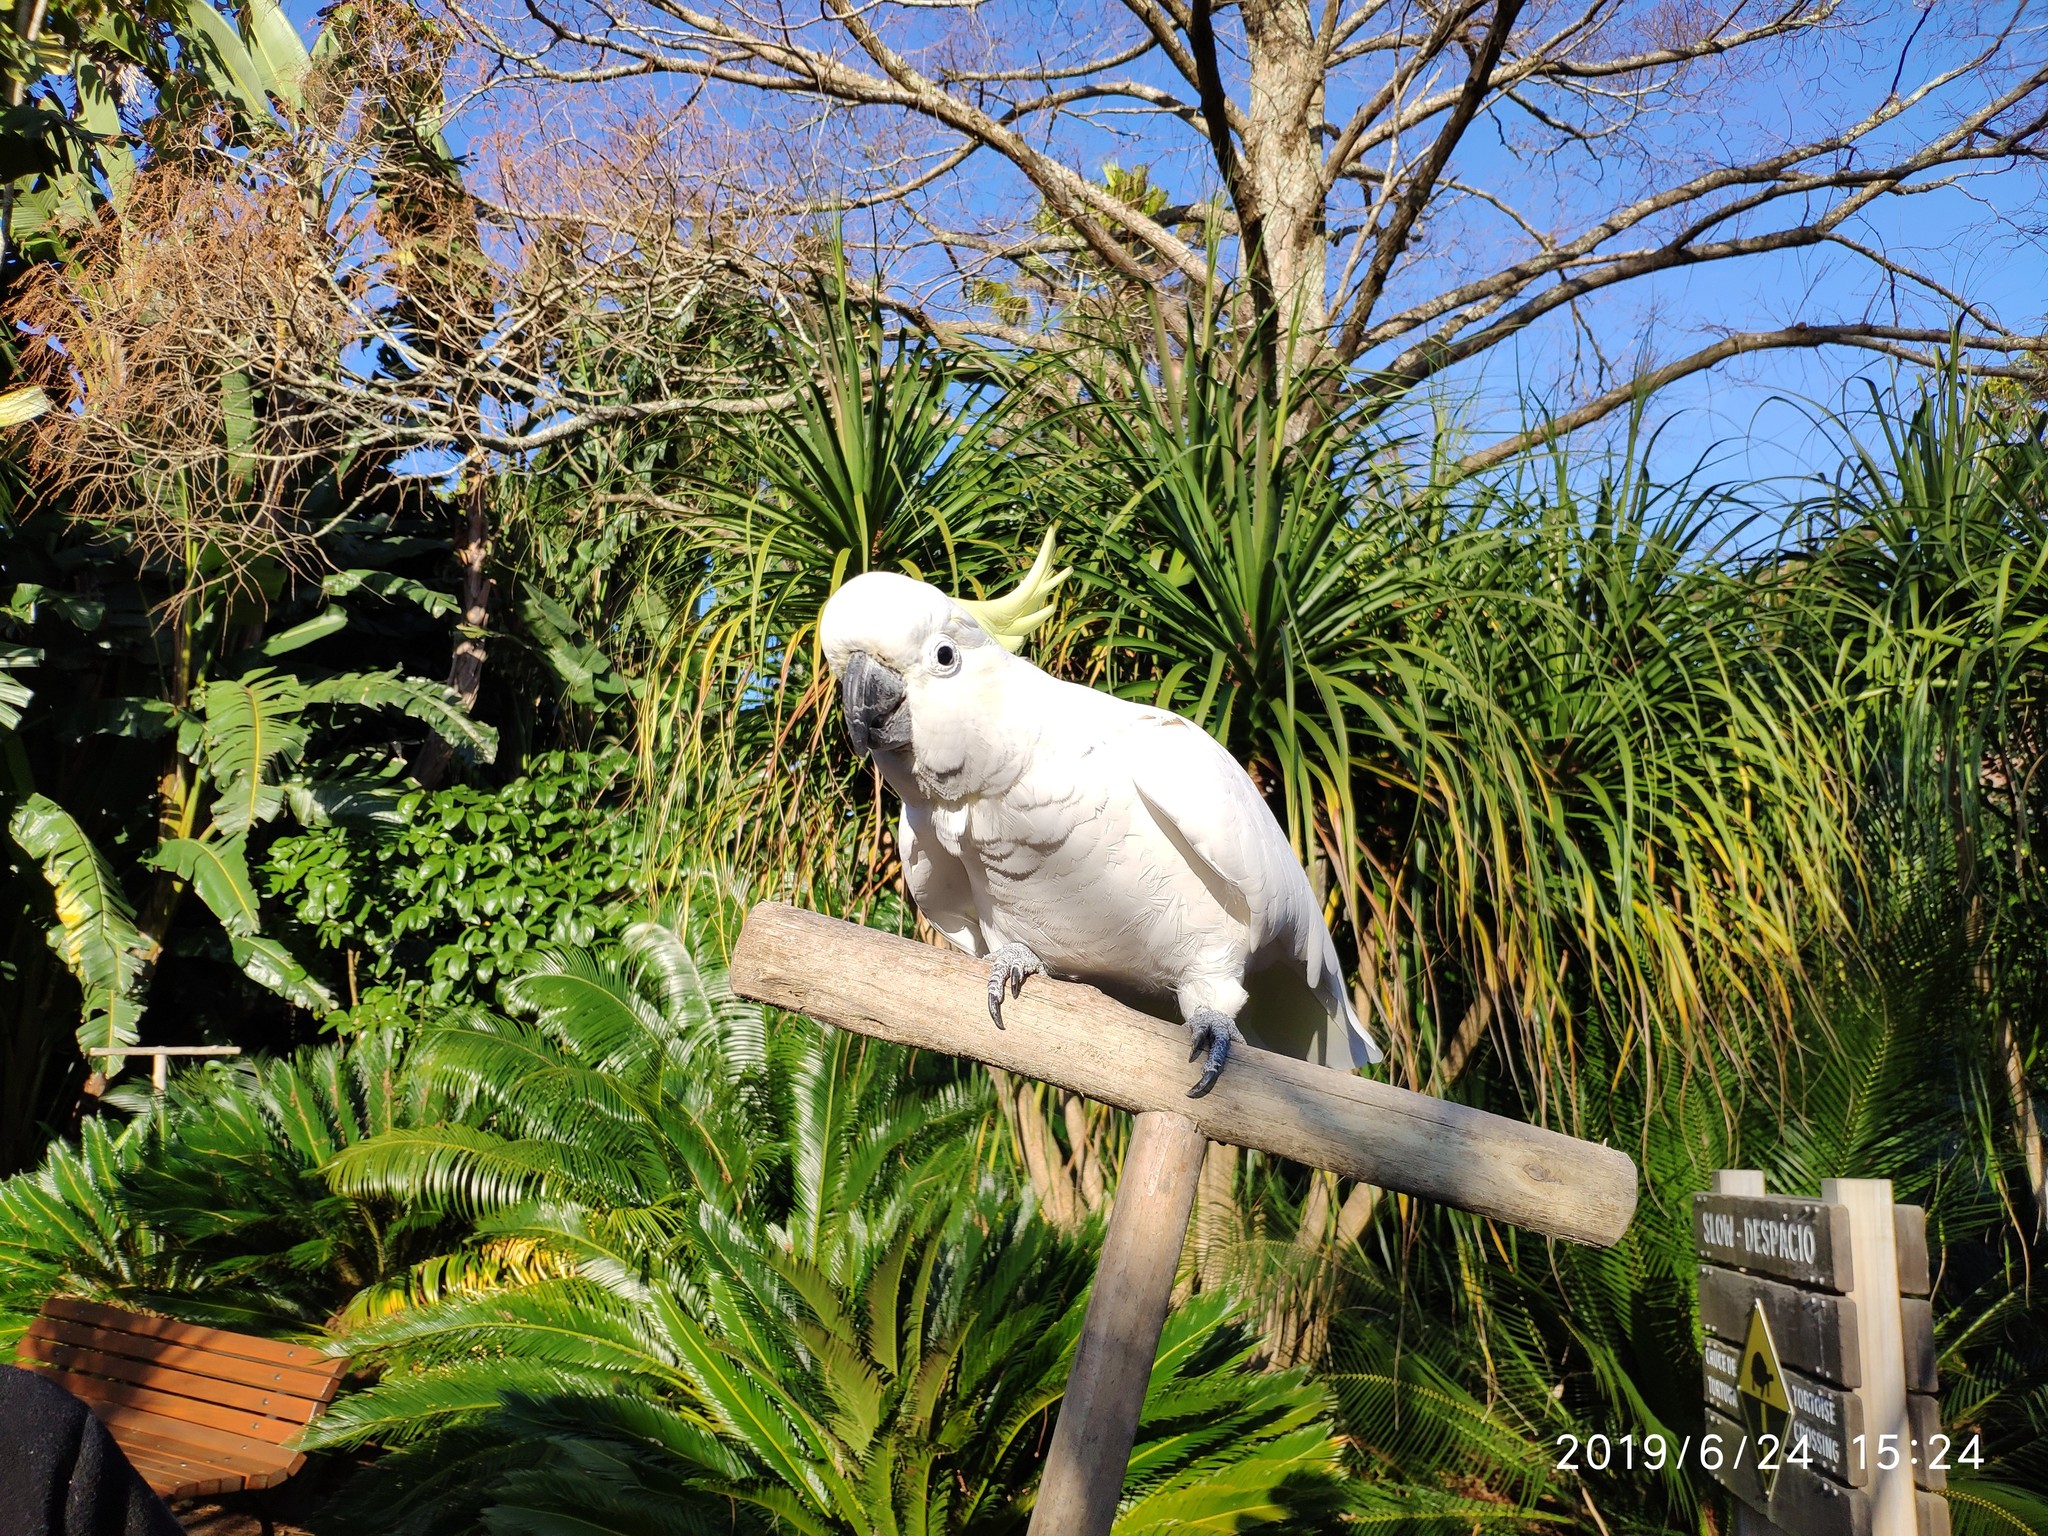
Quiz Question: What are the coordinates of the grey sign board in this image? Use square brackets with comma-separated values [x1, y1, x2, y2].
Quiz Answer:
[1694, 1192, 1853, 1291]
[1700, 1264, 1862, 1389]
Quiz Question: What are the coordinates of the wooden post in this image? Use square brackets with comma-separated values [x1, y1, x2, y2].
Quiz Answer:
[88, 1045, 243, 1094]
[1028, 1110, 1208, 1535]
[1828, 1178, 1914, 1536]
[729, 903, 1641, 1530]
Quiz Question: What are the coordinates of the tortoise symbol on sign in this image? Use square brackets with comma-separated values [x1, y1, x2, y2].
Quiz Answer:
[1737, 1300, 1793, 1499]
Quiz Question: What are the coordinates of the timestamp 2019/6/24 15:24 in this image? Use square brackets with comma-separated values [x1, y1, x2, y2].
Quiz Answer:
[1553, 1432, 1983, 1474]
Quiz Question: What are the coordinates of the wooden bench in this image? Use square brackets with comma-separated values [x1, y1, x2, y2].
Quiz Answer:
[15, 1297, 345, 1499]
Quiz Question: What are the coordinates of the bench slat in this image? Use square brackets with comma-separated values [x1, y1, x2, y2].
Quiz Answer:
[23, 1315, 342, 1403]
[34, 1364, 311, 1447]
[100, 1425, 280, 1499]
[21, 1331, 337, 1419]
[41, 1298, 330, 1372]
[119, 1445, 240, 1500]
[82, 1398, 303, 1484]
[98, 1410, 294, 1477]
[90, 1407, 300, 1489]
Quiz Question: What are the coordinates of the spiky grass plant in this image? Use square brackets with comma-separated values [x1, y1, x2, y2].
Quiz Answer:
[1064, 332, 1856, 1122]
[637, 299, 1068, 914]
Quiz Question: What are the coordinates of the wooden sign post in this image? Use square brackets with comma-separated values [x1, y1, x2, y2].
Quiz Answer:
[731, 903, 1641, 1534]
[1694, 1169, 1953, 1536]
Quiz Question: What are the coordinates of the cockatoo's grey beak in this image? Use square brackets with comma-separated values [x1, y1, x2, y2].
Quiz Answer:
[840, 651, 911, 756]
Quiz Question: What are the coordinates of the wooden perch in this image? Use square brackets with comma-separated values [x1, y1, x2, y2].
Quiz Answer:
[730, 902, 1638, 1248]
[733, 900, 1641, 1533]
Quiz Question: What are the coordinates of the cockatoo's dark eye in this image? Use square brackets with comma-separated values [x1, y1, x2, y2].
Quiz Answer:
[932, 641, 958, 673]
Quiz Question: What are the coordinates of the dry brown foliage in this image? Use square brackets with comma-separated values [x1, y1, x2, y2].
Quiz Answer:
[12, 113, 373, 576]
[7, 2, 787, 587]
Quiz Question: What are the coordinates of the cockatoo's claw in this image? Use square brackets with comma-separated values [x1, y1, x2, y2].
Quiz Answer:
[984, 944, 1045, 1030]
[1184, 1011, 1241, 1098]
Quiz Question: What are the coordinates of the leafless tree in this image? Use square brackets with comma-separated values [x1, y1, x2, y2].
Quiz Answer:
[445, 0, 2048, 463]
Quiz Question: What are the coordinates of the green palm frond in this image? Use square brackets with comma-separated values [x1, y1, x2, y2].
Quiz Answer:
[0, 1118, 183, 1342]
[312, 924, 1342, 1531]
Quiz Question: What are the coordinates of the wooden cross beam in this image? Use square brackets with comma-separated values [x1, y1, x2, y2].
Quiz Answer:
[731, 902, 1640, 1533]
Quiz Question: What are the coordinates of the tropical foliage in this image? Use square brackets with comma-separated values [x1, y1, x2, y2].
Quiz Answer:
[263, 749, 645, 1017]
[306, 921, 1343, 1533]
[0, 1028, 447, 1341]
[0, 4, 2041, 1533]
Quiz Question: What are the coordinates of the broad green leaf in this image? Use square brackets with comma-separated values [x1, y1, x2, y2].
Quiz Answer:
[5, 187, 56, 242]
[222, 368, 257, 483]
[322, 568, 459, 618]
[520, 592, 622, 705]
[181, 0, 271, 118]
[5, 582, 104, 629]
[0, 383, 51, 426]
[230, 933, 336, 1012]
[241, 0, 311, 110]
[73, 61, 133, 206]
[283, 775, 408, 827]
[260, 608, 348, 656]
[154, 835, 260, 937]
[309, 6, 347, 63]
[72, 698, 175, 739]
[8, 793, 149, 1062]
[0, 643, 36, 731]
[301, 670, 498, 765]
[197, 670, 311, 834]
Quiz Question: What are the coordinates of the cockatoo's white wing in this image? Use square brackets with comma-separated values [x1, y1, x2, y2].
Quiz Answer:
[898, 802, 986, 957]
[1123, 711, 1382, 1066]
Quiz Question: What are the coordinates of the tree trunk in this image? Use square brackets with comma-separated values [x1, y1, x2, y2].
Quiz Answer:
[1438, 989, 1495, 1090]
[1998, 1015, 2046, 1231]
[992, 1068, 1091, 1231]
[412, 481, 492, 789]
[1062, 1090, 1109, 1211]
[1240, 0, 1327, 368]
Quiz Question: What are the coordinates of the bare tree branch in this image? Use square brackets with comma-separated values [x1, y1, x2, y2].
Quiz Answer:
[1458, 323, 2048, 474]
[416, 0, 2048, 450]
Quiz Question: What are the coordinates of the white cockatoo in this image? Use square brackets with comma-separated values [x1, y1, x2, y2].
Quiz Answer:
[818, 537, 1382, 1096]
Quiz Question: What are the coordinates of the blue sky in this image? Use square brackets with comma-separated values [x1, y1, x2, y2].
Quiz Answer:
[285, 1, 2044, 493]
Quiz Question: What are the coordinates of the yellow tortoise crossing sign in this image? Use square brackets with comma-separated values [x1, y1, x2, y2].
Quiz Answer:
[1738, 1300, 1792, 1497]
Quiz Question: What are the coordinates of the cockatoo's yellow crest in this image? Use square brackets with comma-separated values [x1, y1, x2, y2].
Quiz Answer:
[954, 529, 1069, 654]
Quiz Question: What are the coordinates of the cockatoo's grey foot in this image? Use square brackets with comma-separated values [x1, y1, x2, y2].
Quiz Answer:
[985, 943, 1045, 1030]
[1184, 1010, 1244, 1098]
